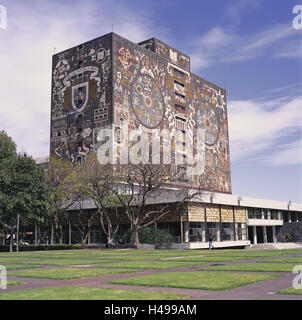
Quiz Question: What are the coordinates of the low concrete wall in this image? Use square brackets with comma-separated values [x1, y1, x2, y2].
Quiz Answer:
[172, 240, 250, 249]
[247, 219, 283, 226]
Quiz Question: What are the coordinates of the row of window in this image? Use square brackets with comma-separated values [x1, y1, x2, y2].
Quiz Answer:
[247, 208, 302, 221]
[188, 222, 247, 242]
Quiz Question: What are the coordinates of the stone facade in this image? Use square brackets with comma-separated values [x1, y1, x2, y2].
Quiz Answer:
[188, 203, 247, 224]
[51, 32, 232, 194]
[221, 206, 234, 222]
[188, 202, 246, 223]
[51, 33, 112, 163]
[234, 207, 247, 223]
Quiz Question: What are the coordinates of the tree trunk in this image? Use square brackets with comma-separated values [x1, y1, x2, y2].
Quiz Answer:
[131, 224, 139, 246]
[68, 218, 71, 245]
[2, 226, 6, 246]
[58, 225, 63, 244]
[9, 227, 13, 253]
[37, 225, 41, 245]
[16, 214, 20, 253]
[34, 222, 38, 245]
[51, 223, 54, 245]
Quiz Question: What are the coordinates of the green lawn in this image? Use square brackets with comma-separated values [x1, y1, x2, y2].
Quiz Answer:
[162, 256, 251, 262]
[95, 260, 207, 269]
[202, 262, 299, 272]
[276, 287, 302, 295]
[7, 280, 27, 286]
[8, 267, 139, 280]
[2, 264, 43, 270]
[0, 286, 188, 300]
[257, 256, 302, 264]
[15, 259, 115, 266]
[106, 271, 280, 290]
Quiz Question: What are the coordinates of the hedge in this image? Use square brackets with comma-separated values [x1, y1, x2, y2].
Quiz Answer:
[0, 244, 83, 252]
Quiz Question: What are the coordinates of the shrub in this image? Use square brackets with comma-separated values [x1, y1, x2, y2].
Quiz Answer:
[284, 233, 292, 241]
[139, 227, 172, 249]
[0, 244, 83, 252]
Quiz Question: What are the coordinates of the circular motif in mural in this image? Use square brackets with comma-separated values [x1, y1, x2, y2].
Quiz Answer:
[196, 104, 220, 146]
[131, 74, 164, 129]
[96, 48, 106, 63]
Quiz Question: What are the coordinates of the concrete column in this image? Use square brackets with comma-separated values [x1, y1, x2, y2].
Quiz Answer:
[184, 222, 189, 243]
[263, 226, 267, 243]
[253, 226, 257, 244]
[217, 229, 221, 242]
[268, 209, 271, 220]
[261, 209, 264, 220]
[288, 211, 292, 223]
[272, 226, 276, 243]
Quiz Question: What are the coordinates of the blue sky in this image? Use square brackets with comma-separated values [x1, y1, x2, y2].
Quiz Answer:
[0, 0, 301, 202]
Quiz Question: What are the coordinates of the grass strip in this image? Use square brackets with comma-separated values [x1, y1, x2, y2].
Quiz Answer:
[0, 286, 188, 300]
[9, 267, 139, 280]
[106, 271, 280, 291]
[201, 262, 298, 272]
[95, 260, 207, 269]
[276, 287, 302, 295]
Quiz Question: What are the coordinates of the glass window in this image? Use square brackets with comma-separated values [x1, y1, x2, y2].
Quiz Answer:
[271, 210, 278, 220]
[247, 208, 255, 219]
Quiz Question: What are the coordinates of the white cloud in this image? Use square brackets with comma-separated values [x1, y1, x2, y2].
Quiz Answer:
[226, 0, 262, 25]
[0, 0, 167, 158]
[261, 138, 302, 166]
[228, 95, 302, 165]
[190, 23, 299, 71]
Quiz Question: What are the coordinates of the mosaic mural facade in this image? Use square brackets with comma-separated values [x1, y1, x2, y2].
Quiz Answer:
[50, 32, 231, 194]
[50, 34, 112, 163]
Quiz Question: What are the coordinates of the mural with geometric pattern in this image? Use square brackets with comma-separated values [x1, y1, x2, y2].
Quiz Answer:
[50, 32, 231, 193]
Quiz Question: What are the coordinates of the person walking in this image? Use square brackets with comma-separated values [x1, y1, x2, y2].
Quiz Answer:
[282, 234, 286, 243]
[208, 233, 214, 250]
[273, 233, 277, 244]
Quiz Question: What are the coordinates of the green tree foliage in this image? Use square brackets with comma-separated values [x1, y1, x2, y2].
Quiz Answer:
[0, 131, 48, 251]
[45, 157, 75, 244]
[66, 154, 121, 244]
[0, 130, 17, 161]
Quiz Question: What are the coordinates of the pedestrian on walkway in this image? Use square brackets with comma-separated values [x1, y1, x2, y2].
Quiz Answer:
[208, 233, 214, 250]
[282, 234, 286, 243]
[273, 233, 277, 244]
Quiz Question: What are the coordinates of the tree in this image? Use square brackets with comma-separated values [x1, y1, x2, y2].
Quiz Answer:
[0, 130, 17, 247]
[66, 154, 121, 245]
[0, 130, 17, 161]
[45, 157, 75, 244]
[110, 164, 204, 246]
[0, 152, 48, 252]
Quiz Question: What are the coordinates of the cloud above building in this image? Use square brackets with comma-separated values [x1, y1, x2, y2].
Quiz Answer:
[0, 0, 168, 157]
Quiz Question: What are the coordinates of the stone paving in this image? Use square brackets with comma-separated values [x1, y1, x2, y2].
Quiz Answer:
[2, 251, 302, 300]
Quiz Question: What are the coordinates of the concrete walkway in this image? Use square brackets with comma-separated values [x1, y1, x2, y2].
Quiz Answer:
[250, 242, 302, 250]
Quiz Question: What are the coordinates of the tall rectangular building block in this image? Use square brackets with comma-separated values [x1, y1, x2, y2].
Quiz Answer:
[50, 32, 231, 194]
